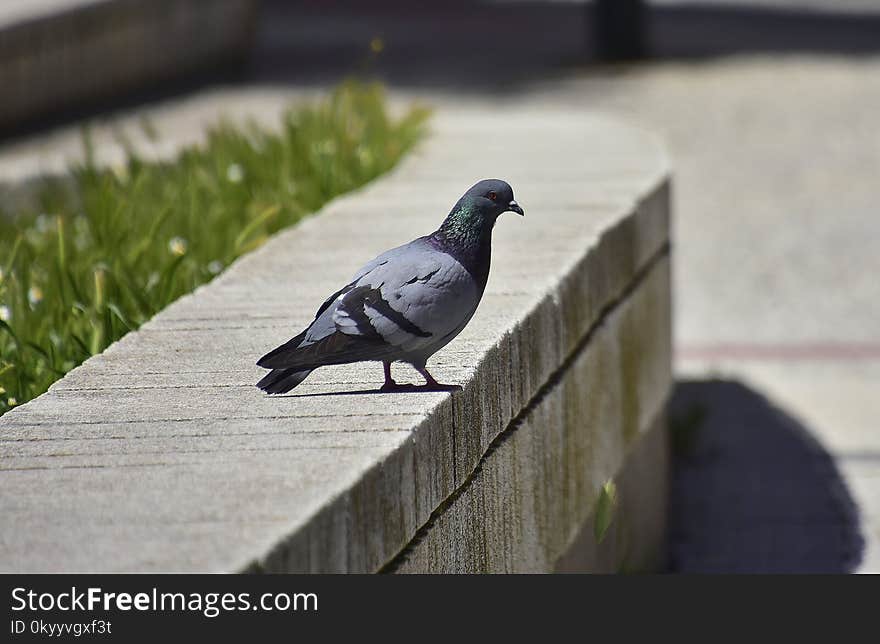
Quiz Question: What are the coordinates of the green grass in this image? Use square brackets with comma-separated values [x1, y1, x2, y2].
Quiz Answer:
[0, 82, 429, 416]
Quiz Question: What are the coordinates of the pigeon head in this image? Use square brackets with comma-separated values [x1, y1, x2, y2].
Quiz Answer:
[436, 179, 523, 247]
[456, 179, 524, 221]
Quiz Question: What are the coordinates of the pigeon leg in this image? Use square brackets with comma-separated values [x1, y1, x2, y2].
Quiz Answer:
[379, 361, 418, 392]
[415, 366, 462, 392]
[379, 361, 398, 392]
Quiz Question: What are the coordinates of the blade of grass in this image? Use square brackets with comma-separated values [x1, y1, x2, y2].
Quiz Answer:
[233, 204, 280, 252]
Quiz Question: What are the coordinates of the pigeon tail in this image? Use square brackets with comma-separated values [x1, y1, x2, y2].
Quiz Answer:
[257, 330, 307, 368]
[257, 330, 392, 372]
[256, 367, 312, 394]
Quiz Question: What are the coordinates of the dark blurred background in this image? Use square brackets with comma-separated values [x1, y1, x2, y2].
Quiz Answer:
[5, 0, 880, 133]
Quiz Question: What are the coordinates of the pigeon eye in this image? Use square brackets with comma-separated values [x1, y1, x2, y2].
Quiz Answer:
[488, 191, 497, 201]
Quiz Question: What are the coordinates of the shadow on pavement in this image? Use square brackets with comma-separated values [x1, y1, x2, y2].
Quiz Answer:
[667, 379, 864, 573]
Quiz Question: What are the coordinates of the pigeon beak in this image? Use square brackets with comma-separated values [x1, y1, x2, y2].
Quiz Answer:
[508, 200, 524, 216]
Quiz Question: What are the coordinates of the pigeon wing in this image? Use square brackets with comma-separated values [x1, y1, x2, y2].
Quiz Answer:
[334, 245, 480, 355]
[257, 240, 480, 370]
[256, 240, 431, 369]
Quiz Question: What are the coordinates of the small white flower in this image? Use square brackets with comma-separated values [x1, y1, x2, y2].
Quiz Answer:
[0, 386, 5, 396]
[0, 305, 9, 322]
[226, 163, 244, 183]
[168, 237, 188, 257]
[207, 260, 224, 275]
[27, 286, 43, 307]
[6, 397, 17, 407]
[35, 214, 53, 234]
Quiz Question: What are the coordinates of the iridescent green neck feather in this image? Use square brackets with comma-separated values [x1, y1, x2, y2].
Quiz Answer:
[435, 203, 488, 247]
[429, 201, 493, 285]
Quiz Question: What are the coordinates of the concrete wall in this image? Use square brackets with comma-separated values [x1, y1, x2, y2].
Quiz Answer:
[0, 105, 671, 573]
[389, 257, 671, 573]
[0, 0, 257, 131]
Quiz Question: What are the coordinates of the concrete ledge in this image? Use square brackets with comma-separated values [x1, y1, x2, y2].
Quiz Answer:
[0, 0, 257, 131]
[0, 105, 671, 573]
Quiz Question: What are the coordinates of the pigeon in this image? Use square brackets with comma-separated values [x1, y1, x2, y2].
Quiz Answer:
[256, 179, 524, 394]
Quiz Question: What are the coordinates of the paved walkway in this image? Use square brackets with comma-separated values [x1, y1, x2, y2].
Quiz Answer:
[536, 57, 880, 572]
